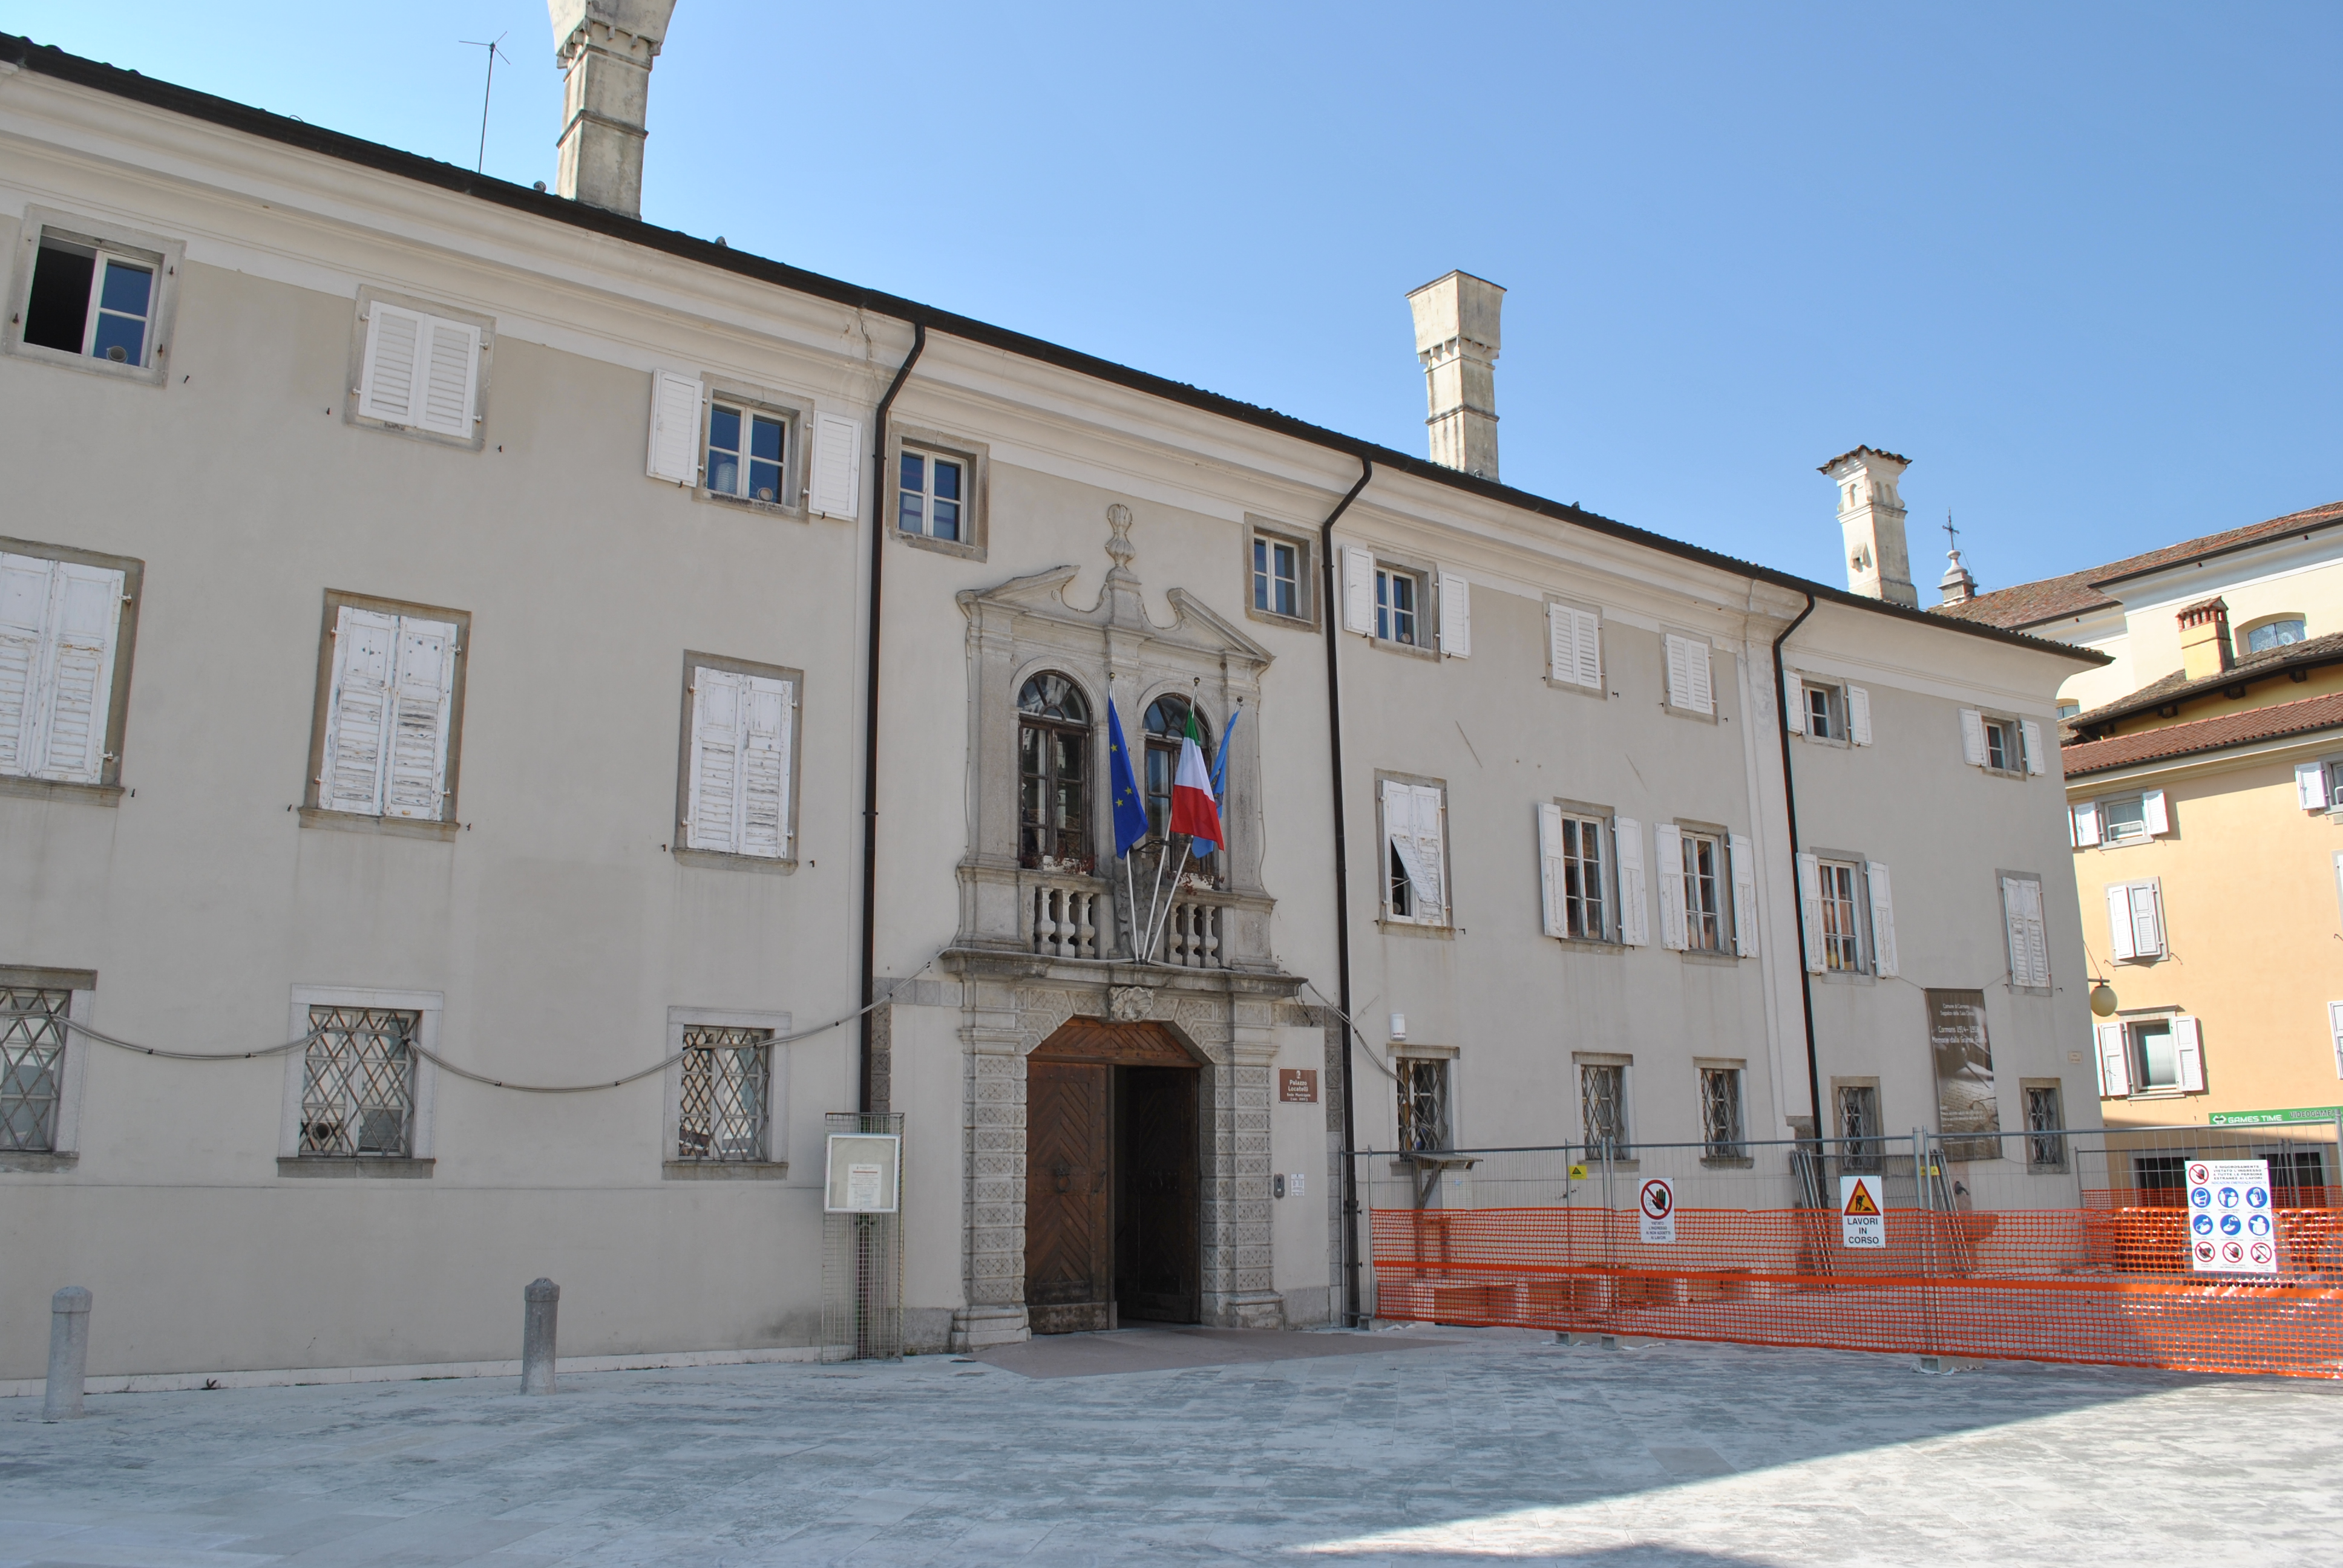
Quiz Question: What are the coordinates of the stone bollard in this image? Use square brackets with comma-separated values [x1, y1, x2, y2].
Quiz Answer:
[43, 1287, 91, 1421]
[521, 1278, 560, 1395]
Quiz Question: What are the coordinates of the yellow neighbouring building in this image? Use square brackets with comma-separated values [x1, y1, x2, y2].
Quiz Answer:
[1938, 500, 2343, 1199]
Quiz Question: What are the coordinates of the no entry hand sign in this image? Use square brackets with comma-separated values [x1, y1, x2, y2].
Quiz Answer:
[1839, 1174, 1885, 1248]
[1638, 1177, 1676, 1244]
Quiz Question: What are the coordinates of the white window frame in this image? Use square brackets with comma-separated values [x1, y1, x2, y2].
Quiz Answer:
[277, 985, 442, 1164]
[1394, 1050, 1454, 1152]
[2098, 1012, 2202, 1097]
[677, 654, 802, 869]
[661, 1006, 791, 1177]
[2000, 872, 2052, 990]
[1663, 633, 1715, 716]
[344, 287, 493, 451]
[703, 393, 799, 509]
[1250, 529, 1309, 624]
[1375, 563, 1430, 650]
[1380, 776, 1450, 927]
[3, 206, 185, 387]
[897, 446, 968, 541]
[2105, 878, 2167, 962]
[2297, 756, 2343, 813]
[1680, 828, 1726, 952]
[1817, 858, 1864, 972]
[2328, 1001, 2343, 1081]
[886, 424, 988, 557]
[1539, 805, 1613, 942]
[1546, 601, 1604, 693]
[1962, 707, 2045, 777]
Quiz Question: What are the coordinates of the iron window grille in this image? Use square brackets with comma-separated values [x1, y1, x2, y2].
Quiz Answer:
[677, 1026, 774, 1161]
[1699, 1068, 1745, 1159]
[300, 1006, 418, 1157]
[1818, 860, 1863, 971]
[1397, 1057, 1448, 1152]
[1559, 814, 1607, 940]
[1838, 1083, 1883, 1173]
[1581, 1063, 1629, 1160]
[0, 987, 71, 1152]
[2024, 1085, 2067, 1172]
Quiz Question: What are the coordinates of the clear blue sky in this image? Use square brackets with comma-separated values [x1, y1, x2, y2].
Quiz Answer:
[10, 2, 2338, 595]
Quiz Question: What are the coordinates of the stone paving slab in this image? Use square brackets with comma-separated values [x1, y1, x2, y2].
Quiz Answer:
[974, 1327, 1456, 1379]
[1, 1331, 2338, 1566]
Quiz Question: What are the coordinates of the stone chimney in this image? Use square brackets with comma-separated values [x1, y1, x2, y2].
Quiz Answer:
[1818, 446, 1919, 608]
[2178, 596, 2234, 681]
[548, 0, 678, 218]
[1406, 272, 1504, 480]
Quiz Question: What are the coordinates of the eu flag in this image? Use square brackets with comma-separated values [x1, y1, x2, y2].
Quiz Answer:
[1106, 697, 1149, 858]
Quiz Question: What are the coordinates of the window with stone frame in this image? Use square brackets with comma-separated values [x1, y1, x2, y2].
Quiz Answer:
[0, 986, 71, 1152]
[1699, 1067, 1745, 1159]
[1558, 812, 1607, 940]
[1397, 1057, 1449, 1152]
[1017, 673, 1092, 870]
[675, 1025, 774, 1162]
[1581, 1062, 1629, 1159]
[1142, 694, 1213, 852]
[1680, 831, 1726, 952]
[2024, 1082, 2067, 1172]
[1838, 1083, 1883, 1173]
[299, 1006, 418, 1158]
[1817, 859, 1864, 972]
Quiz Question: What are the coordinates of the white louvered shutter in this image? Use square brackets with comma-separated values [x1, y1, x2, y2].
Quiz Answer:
[416, 316, 480, 438]
[36, 561, 123, 785]
[356, 302, 425, 425]
[1790, 679, 1810, 736]
[1866, 861, 1898, 977]
[1614, 815, 1647, 946]
[2298, 762, 2328, 811]
[1438, 572, 1471, 658]
[1795, 852, 1824, 973]
[2141, 789, 2169, 835]
[2096, 1021, 2129, 1098]
[1538, 802, 1567, 938]
[2106, 883, 2137, 961]
[2002, 876, 2050, 988]
[1959, 708, 1988, 765]
[381, 616, 457, 820]
[2129, 880, 2165, 958]
[0, 553, 47, 776]
[2021, 720, 2046, 776]
[1689, 642, 1712, 714]
[688, 667, 744, 852]
[1846, 685, 1872, 746]
[646, 370, 703, 484]
[1665, 635, 1692, 709]
[322, 607, 398, 816]
[1570, 608, 1601, 688]
[738, 675, 793, 859]
[1412, 783, 1448, 922]
[1653, 823, 1686, 950]
[2071, 802, 2101, 848]
[1382, 780, 1440, 918]
[2173, 1016, 2204, 1093]
[2328, 1002, 2343, 1079]
[1728, 833, 1758, 958]
[1343, 547, 1377, 635]
[810, 413, 862, 518]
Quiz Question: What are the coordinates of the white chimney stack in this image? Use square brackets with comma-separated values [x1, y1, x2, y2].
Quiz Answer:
[1819, 446, 1919, 608]
[1407, 271, 1504, 481]
[548, 0, 678, 218]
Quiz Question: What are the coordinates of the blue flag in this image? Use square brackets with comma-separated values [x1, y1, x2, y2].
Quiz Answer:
[1210, 706, 1240, 797]
[1106, 697, 1149, 858]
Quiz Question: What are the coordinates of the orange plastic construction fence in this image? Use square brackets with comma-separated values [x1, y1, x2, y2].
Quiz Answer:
[1369, 1203, 2343, 1379]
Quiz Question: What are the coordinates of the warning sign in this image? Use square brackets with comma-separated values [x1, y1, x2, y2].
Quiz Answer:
[1839, 1174, 1885, 1248]
[1638, 1177, 1676, 1244]
[2186, 1158, 2277, 1275]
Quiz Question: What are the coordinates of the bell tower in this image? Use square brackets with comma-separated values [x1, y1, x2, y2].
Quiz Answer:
[1820, 446, 1919, 607]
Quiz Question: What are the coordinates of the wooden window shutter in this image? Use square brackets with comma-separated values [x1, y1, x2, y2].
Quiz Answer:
[1846, 685, 1872, 746]
[2328, 1001, 2343, 1079]
[1959, 708, 1988, 766]
[809, 413, 862, 518]
[1688, 640, 1713, 714]
[2172, 1016, 2204, 1093]
[1437, 572, 1471, 658]
[1571, 609, 1602, 689]
[356, 302, 426, 426]
[0, 552, 49, 777]
[1865, 860, 1898, 976]
[36, 561, 125, 785]
[382, 616, 458, 820]
[1728, 833, 1758, 958]
[1795, 852, 1824, 973]
[2141, 789, 2169, 835]
[1664, 635, 1691, 709]
[738, 675, 793, 859]
[2105, 883, 2137, 961]
[2096, 1021, 2129, 1097]
[1613, 816, 1647, 946]
[687, 667, 744, 852]
[1537, 802, 1567, 938]
[646, 370, 703, 484]
[1343, 547, 1376, 636]
[2132, 880, 2165, 956]
[2021, 719, 2046, 776]
[2071, 802, 2101, 848]
[2002, 876, 2049, 988]
[1547, 604, 1571, 684]
[322, 607, 399, 817]
[1412, 783, 1448, 921]
[2020, 878, 2050, 988]
[415, 317, 481, 438]
[2297, 761, 2328, 811]
[1382, 780, 1438, 918]
[1653, 823, 1686, 950]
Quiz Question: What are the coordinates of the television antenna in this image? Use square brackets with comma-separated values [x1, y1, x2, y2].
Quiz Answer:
[459, 33, 511, 174]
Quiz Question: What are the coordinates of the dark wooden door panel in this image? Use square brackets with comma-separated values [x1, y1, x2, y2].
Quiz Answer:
[1118, 1065, 1201, 1324]
[1026, 1059, 1110, 1330]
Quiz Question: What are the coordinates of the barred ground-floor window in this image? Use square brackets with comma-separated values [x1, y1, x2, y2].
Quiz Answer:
[0, 987, 70, 1152]
[1581, 1062, 1629, 1160]
[1699, 1067, 1744, 1159]
[300, 1006, 418, 1157]
[677, 1026, 773, 1162]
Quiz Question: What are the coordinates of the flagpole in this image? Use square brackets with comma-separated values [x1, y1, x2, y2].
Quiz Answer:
[1141, 833, 1170, 962]
[1153, 838, 1194, 959]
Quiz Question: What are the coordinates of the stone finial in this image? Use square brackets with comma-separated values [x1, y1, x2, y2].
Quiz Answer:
[548, 0, 678, 218]
[1407, 272, 1504, 480]
[1104, 503, 1136, 583]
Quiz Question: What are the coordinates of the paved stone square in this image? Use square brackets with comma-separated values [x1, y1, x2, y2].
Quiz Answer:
[2, 1327, 2338, 1566]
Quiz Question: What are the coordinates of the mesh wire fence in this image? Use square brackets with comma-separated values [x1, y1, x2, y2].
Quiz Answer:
[1357, 1122, 2343, 1379]
[820, 1111, 903, 1363]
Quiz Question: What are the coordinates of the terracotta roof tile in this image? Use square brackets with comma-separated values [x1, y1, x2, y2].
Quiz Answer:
[2068, 629, 2343, 730]
[2061, 690, 2343, 777]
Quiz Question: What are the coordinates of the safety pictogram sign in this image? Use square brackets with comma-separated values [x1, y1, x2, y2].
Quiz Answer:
[1839, 1174, 1885, 1248]
[1638, 1176, 1676, 1244]
[2186, 1158, 2276, 1275]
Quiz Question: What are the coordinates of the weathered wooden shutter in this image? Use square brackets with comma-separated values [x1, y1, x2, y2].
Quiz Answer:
[1412, 783, 1448, 921]
[1688, 640, 1712, 714]
[809, 413, 861, 518]
[36, 561, 124, 785]
[1537, 802, 1567, 938]
[2020, 719, 2046, 776]
[646, 370, 703, 484]
[2105, 883, 2136, 961]
[2096, 1021, 2129, 1097]
[1570, 608, 1601, 688]
[1728, 833, 1758, 958]
[1437, 572, 1471, 658]
[322, 606, 398, 816]
[0, 552, 48, 776]
[415, 316, 481, 438]
[1665, 635, 1692, 709]
[1547, 604, 1571, 684]
[1959, 708, 1988, 765]
[381, 616, 457, 820]
[1382, 779, 1440, 918]
[2129, 880, 2165, 957]
[2071, 802, 2101, 848]
[2298, 761, 2328, 810]
[2141, 789, 2169, 835]
[1795, 852, 1824, 972]
[687, 667, 743, 852]
[738, 675, 793, 858]
[356, 302, 425, 425]
[1343, 547, 1377, 635]
[1866, 861, 1898, 976]
[1843, 685, 1871, 745]
[2002, 875, 2049, 988]
[2172, 1016, 2204, 1093]
[1653, 822, 1686, 950]
[1614, 816, 1647, 946]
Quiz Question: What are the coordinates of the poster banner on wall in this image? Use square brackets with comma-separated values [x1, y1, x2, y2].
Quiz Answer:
[1926, 987, 2000, 1161]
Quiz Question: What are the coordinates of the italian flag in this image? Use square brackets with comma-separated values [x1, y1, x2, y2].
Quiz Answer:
[1167, 707, 1224, 849]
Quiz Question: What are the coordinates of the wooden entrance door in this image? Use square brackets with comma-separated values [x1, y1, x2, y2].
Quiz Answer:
[1118, 1065, 1201, 1323]
[1025, 1059, 1112, 1334]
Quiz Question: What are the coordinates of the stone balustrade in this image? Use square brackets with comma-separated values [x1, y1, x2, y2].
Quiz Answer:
[1029, 878, 1103, 960]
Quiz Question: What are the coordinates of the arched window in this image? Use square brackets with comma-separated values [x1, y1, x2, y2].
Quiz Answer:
[2246, 617, 2307, 655]
[1018, 673, 1091, 866]
[1142, 694, 1212, 844]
